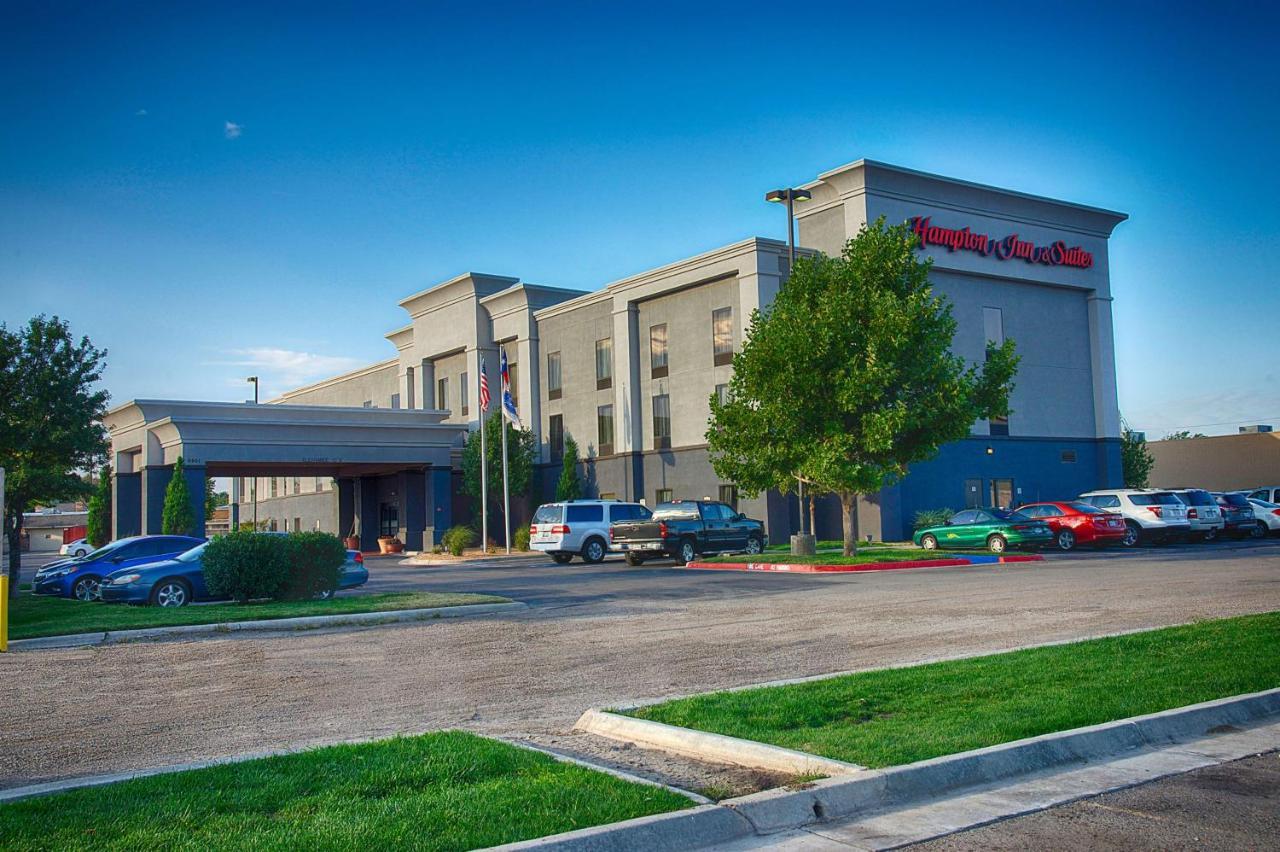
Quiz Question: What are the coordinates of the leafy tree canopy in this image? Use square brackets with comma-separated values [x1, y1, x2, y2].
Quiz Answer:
[1162, 430, 1206, 441]
[1121, 424, 1154, 488]
[86, 465, 113, 548]
[161, 456, 195, 536]
[556, 434, 582, 501]
[707, 217, 1018, 555]
[460, 414, 538, 531]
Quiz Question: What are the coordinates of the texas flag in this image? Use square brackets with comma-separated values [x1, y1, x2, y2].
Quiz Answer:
[500, 348, 521, 428]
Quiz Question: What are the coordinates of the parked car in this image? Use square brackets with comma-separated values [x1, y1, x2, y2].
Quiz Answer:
[1165, 489, 1225, 541]
[530, 500, 651, 564]
[58, 537, 92, 558]
[102, 543, 368, 606]
[1077, 489, 1190, 547]
[1211, 492, 1262, 539]
[913, 507, 1053, 553]
[1247, 497, 1280, 537]
[608, 500, 766, 565]
[1248, 486, 1280, 504]
[1014, 501, 1127, 550]
[33, 535, 205, 601]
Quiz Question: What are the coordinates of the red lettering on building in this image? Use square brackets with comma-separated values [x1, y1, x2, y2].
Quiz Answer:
[909, 216, 1093, 269]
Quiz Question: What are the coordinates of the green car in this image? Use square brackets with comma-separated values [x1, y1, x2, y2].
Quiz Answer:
[913, 507, 1054, 553]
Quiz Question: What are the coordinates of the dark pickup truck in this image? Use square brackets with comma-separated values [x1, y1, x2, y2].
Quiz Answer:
[608, 500, 767, 565]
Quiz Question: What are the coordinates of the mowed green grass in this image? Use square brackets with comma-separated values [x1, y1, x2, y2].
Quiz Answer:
[628, 612, 1280, 768]
[0, 732, 693, 851]
[8, 591, 509, 640]
[701, 549, 963, 565]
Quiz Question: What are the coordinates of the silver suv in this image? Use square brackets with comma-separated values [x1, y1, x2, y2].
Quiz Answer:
[1165, 488, 1225, 541]
[530, 500, 651, 564]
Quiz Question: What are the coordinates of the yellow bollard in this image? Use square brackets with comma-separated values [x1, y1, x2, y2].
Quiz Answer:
[0, 574, 8, 652]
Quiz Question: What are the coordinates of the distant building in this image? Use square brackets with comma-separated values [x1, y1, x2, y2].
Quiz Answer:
[1239, 424, 1273, 434]
[1149, 432, 1280, 491]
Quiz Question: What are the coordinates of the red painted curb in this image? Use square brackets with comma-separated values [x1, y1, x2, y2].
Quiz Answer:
[684, 553, 1045, 574]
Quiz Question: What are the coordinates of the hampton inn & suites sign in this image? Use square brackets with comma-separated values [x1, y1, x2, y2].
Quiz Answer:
[909, 215, 1094, 269]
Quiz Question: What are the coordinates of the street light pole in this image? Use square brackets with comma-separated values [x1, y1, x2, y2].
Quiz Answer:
[247, 376, 259, 529]
[765, 188, 813, 540]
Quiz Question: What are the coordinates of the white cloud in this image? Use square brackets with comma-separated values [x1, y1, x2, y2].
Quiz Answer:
[215, 348, 364, 399]
[224, 120, 242, 139]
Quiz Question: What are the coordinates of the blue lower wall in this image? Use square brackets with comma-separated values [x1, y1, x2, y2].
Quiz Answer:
[882, 436, 1123, 541]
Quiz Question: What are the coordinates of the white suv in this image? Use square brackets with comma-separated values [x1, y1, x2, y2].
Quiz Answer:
[530, 500, 651, 564]
[1165, 488, 1225, 541]
[1078, 489, 1190, 547]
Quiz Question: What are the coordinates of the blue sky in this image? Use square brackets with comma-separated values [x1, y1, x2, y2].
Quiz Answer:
[2, 1, 1277, 437]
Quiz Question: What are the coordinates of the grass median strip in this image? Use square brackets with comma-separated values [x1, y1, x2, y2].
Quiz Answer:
[700, 549, 963, 565]
[0, 731, 693, 851]
[627, 612, 1280, 768]
[9, 591, 510, 640]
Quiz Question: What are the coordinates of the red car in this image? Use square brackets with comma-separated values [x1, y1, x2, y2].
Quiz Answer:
[1015, 501, 1128, 550]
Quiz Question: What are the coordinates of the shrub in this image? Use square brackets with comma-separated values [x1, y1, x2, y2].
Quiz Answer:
[442, 525, 475, 557]
[282, 531, 346, 599]
[514, 525, 531, 551]
[162, 456, 195, 536]
[203, 531, 288, 602]
[913, 507, 955, 531]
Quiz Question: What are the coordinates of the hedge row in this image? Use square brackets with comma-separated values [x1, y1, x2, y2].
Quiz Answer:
[203, 531, 346, 602]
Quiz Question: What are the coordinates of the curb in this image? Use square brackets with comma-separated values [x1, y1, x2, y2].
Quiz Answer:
[7, 601, 527, 650]
[526, 688, 1280, 849]
[685, 554, 1043, 574]
[575, 709, 862, 778]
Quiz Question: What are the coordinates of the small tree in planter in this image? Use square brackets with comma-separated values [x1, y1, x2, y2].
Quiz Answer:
[161, 456, 195, 535]
[556, 434, 582, 501]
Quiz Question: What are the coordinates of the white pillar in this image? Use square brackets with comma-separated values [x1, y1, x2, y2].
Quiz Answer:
[419, 359, 436, 410]
[1087, 293, 1122, 439]
[612, 302, 642, 456]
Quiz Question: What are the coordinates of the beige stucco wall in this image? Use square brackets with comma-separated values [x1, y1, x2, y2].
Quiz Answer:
[1148, 433, 1280, 491]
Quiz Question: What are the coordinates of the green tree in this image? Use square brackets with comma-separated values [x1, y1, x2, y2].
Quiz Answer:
[1162, 430, 1206, 441]
[205, 477, 228, 517]
[0, 316, 109, 595]
[460, 414, 538, 533]
[85, 465, 113, 548]
[707, 217, 1019, 557]
[1121, 424, 1155, 488]
[556, 434, 582, 501]
[161, 456, 195, 535]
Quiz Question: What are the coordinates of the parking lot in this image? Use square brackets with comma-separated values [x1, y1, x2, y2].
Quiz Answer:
[1, 538, 1277, 793]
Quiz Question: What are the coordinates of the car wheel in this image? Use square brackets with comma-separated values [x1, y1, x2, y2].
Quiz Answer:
[74, 548, 88, 558]
[551, 553, 574, 565]
[1055, 529, 1076, 551]
[987, 534, 1007, 554]
[581, 537, 607, 564]
[624, 553, 645, 567]
[1121, 521, 1141, 548]
[920, 534, 938, 550]
[72, 576, 102, 602]
[1249, 523, 1266, 539]
[744, 535, 764, 556]
[151, 579, 190, 608]
[1202, 527, 1219, 542]
[678, 538, 698, 565]
[316, 588, 336, 600]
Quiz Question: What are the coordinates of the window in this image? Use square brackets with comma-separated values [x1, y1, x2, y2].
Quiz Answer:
[378, 503, 399, 538]
[292, 476, 300, 494]
[655, 488, 674, 504]
[950, 510, 979, 525]
[546, 352, 562, 400]
[597, 404, 615, 456]
[650, 324, 668, 378]
[595, 338, 613, 389]
[712, 307, 734, 365]
[652, 393, 671, 449]
[609, 504, 651, 522]
[719, 484, 738, 511]
[549, 414, 564, 460]
[270, 477, 278, 498]
[1093, 494, 1121, 509]
[990, 415, 1009, 436]
[437, 376, 450, 412]
[460, 372, 469, 415]
[391, 392, 401, 410]
[293, 517, 302, 533]
[315, 476, 324, 492]
[566, 504, 604, 523]
[990, 478, 1014, 509]
[715, 384, 729, 406]
[983, 307, 1004, 358]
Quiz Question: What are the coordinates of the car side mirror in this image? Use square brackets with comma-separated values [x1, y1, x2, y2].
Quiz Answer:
[737, 513, 747, 521]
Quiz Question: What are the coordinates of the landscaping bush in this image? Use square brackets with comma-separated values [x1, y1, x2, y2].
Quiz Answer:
[282, 531, 346, 599]
[442, 525, 475, 557]
[203, 531, 288, 602]
[913, 507, 955, 531]
[514, 525, 531, 551]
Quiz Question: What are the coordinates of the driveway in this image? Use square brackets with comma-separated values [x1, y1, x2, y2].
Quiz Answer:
[1, 540, 1277, 791]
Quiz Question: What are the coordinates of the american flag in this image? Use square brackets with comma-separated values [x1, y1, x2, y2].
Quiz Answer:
[479, 355, 490, 412]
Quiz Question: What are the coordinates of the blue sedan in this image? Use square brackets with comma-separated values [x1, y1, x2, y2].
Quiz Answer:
[102, 544, 370, 606]
[32, 535, 205, 601]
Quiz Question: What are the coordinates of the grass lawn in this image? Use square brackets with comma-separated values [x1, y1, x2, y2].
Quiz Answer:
[0, 731, 693, 851]
[627, 612, 1280, 768]
[763, 540, 905, 553]
[701, 549, 963, 565]
[8, 591, 510, 641]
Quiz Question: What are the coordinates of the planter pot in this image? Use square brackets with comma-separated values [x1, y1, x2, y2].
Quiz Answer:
[344, 536, 361, 550]
[377, 536, 395, 554]
[386, 540, 404, 554]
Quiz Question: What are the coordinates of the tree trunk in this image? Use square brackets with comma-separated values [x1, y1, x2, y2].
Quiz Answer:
[808, 494, 817, 541]
[840, 491, 860, 557]
[6, 516, 21, 599]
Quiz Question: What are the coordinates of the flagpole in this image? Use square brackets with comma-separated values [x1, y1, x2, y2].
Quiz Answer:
[501, 413, 511, 554]
[479, 366, 488, 553]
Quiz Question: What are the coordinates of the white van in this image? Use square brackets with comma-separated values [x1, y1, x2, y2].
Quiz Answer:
[530, 500, 651, 564]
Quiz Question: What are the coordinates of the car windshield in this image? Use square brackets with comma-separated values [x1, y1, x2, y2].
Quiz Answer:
[81, 539, 131, 561]
[1179, 490, 1215, 506]
[988, 508, 1032, 522]
[174, 542, 208, 563]
[1152, 492, 1185, 505]
[1065, 501, 1104, 514]
[532, 505, 563, 524]
[1219, 493, 1251, 508]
